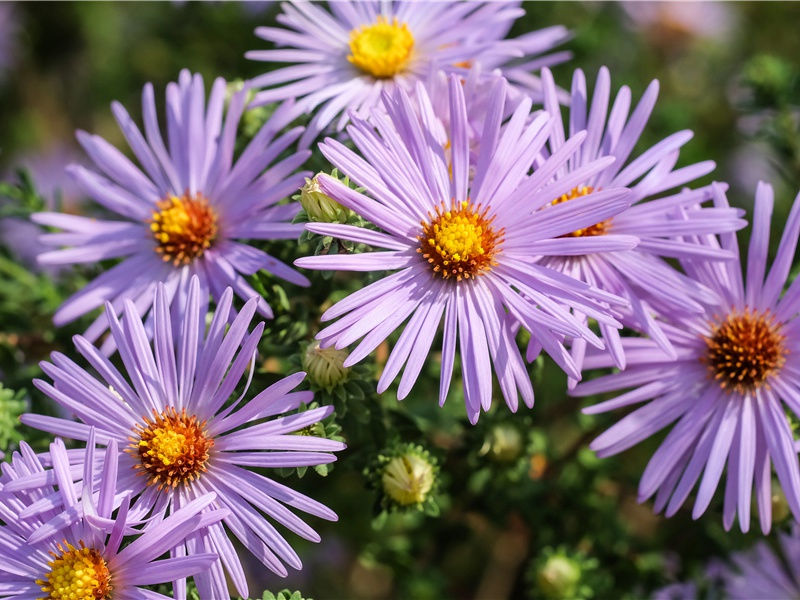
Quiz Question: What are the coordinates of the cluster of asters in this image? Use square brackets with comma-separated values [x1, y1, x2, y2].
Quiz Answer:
[3, 0, 800, 597]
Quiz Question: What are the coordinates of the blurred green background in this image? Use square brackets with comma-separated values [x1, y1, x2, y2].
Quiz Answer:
[2, 2, 800, 599]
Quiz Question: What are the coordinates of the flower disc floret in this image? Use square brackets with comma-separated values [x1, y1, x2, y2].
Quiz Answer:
[704, 309, 787, 393]
[150, 193, 218, 266]
[348, 16, 414, 78]
[417, 200, 502, 280]
[131, 407, 214, 489]
[551, 185, 609, 237]
[37, 541, 112, 600]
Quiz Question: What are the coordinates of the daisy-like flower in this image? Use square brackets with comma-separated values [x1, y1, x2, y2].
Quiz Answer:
[535, 66, 745, 381]
[715, 527, 800, 599]
[295, 74, 635, 423]
[246, 0, 570, 146]
[15, 276, 345, 598]
[33, 69, 310, 352]
[574, 182, 800, 533]
[0, 432, 226, 600]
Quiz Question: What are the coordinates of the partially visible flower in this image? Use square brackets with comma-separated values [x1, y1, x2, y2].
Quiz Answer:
[717, 528, 800, 599]
[296, 75, 634, 422]
[1, 144, 84, 274]
[33, 69, 310, 352]
[535, 66, 745, 383]
[651, 582, 698, 600]
[0, 432, 226, 600]
[246, 0, 569, 146]
[575, 182, 800, 533]
[300, 173, 350, 223]
[622, 1, 736, 46]
[14, 277, 345, 598]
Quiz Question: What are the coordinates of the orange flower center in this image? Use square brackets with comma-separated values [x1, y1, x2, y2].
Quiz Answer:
[703, 309, 787, 393]
[130, 407, 214, 489]
[150, 193, 218, 266]
[551, 185, 610, 237]
[37, 541, 112, 600]
[417, 200, 503, 281]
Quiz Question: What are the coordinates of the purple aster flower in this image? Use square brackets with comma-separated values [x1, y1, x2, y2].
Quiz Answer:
[13, 276, 345, 598]
[245, 0, 570, 146]
[295, 74, 634, 423]
[716, 528, 800, 599]
[535, 66, 746, 382]
[0, 432, 226, 599]
[574, 181, 800, 533]
[651, 582, 698, 600]
[33, 69, 310, 353]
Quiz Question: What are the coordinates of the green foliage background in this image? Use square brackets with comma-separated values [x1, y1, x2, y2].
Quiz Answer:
[1, 2, 800, 599]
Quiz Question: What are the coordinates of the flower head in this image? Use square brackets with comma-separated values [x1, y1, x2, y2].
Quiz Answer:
[246, 1, 570, 146]
[16, 276, 344, 598]
[534, 66, 745, 383]
[0, 432, 226, 599]
[33, 69, 310, 352]
[575, 181, 800, 533]
[295, 75, 634, 423]
[716, 528, 800, 599]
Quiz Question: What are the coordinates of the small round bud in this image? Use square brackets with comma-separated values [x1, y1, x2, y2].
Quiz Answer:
[303, 341, 351, 391]
[300, 174, 349, 223]
[479, 423, 523, 462]
[771, 479, 791, 523]
[382, 452, 435, 507]
[536, 554, 582, 600]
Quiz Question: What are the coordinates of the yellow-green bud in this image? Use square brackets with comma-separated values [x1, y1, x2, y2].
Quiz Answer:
[302, 342, 351, 391]
[479, 424, 523, 462]
[536, 555, 581, 600]
[300, 174, 349, 222]
[772, 479, 791, 523]
[381, 453, 435, 507]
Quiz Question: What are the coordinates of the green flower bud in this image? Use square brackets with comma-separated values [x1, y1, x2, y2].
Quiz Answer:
[536, 554, 582, 600]
[300, 174, 350, 223]
[261, 590, 311, 600]
[479, 423, 523, 462]
[771, 479, 791, 523]
[302, 341, 351, 391]
[367, 443, 439, 515]
[382, 452, 435, 507]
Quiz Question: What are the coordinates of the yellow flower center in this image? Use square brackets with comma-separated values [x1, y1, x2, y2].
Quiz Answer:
[382, 454, 434, 506]
[130, 407, 214, 489]
[348, 16, 414, 78]
[37, 541, 112, 600]
[417, 200, 502, 281]
[550, 185, 610, 237]
[417, 200, 503, 281]
[703, 309, 787, 393]
[150, 193, 218, 266]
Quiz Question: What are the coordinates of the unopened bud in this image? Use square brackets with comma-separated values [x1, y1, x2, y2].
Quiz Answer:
[303, 342, 351, 391]
[479, 423, 523, 462]
[382, 449, 435, 507]
[300, 174, 349, 222]
[536, 554, 581, 600]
